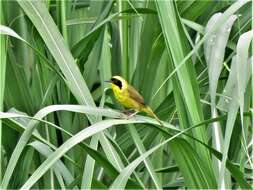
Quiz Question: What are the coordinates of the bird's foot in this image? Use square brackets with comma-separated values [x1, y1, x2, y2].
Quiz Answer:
[122, 109, 139, 119]
[122, 109, 135, 115]
[128, 111, 138, 117]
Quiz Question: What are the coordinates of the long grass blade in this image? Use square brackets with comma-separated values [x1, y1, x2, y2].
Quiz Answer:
[17, 1, 97, 116]
[204, 13, 237, 186]
[155, 0, 216, 186]
[0, 10, 7, 183]
[20, 119, 145, 190]
[29, 141, 75, 186]
[153, 0, 250, 98]
[219, 31, 253, 188]
[128, 125, 162, 189]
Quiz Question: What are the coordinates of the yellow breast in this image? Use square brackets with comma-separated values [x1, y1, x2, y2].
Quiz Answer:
[111, 85, 141, 111]
[112, 85, 126, 103]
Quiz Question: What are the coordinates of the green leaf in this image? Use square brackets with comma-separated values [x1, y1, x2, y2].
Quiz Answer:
[153, 0, 250, 98]
[110, 125, 213, 189]
[235, 30, 253, 124]
[0, 25, 26, 42]
[0, 104, 120, 188]
[20, 119, 145, 189]
[17, 1, 97, 120]
[219, 30, 253, 188]
[204, 13, 237, 187]
[155, 0, 216, 186]
[128, 125, 162, 189]
[0, 8, 7, 183]
[29, 141, 75, 186]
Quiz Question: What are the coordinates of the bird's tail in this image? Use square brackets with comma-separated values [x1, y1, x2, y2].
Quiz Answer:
[142, 106, 164, 127]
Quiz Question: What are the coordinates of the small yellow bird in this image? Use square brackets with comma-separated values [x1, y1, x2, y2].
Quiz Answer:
[106, 75, 164, 127]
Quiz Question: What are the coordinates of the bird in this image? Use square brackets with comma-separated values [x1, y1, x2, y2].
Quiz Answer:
[106, 75, 164, 127]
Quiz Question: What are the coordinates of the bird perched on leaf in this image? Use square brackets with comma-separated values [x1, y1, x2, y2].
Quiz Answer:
[106, 75, 164, 127]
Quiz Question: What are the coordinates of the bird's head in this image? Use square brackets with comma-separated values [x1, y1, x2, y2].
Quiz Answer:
[105, 75, 128, 90]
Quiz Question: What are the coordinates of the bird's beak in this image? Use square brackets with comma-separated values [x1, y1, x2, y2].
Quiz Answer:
[104, 80, 112, 83]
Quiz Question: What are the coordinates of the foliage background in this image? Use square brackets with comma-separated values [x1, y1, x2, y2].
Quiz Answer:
[0, 0, 252, 189]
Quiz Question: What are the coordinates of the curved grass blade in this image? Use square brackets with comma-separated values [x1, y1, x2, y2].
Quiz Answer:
[3, 116, 79, 168]
[0, 104, 121, 188]
[153, 0, 250, 99]
[110, 127, 200, 189]
[0, 105, 172, 189]
[205, 14, 237, 105]
[17, 1, 97, 119]
[183, 127, 251, 189]
[204, 13, 237, 185]
[128, 125, 162, 189]
[155, 1, 216, 185]
[3, 117, 124, 181]
[219, 31, 253, 188]
[20, 119, 145, 190]
[235, 30, 253, 126]
[29, 141, 76, 187]
[0, 24, 26, 42]
[110, 114, 251, 189]
[1, 106, 250, 188]
[4, 114, 143, 189]
[0, 25, 64, 79]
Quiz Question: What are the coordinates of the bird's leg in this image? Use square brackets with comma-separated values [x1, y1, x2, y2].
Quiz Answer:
[122, 109, 135, 115]
[128, 111, 139, 117]
[121, 109, 139, 119]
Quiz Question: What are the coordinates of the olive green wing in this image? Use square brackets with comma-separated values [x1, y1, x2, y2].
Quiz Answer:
[127, 85, 145, 105]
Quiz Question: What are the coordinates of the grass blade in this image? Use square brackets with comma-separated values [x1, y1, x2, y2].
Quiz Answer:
[153, 0, 250, 98]
[0, 9, 7, 183]
[219, 30, 253, 188]
[0, 25, 25, 42]
[17, 1, 97, 118]
[155, 0, 216, 186]
[235, 30, 253, 125]
[20, 119, 144, 189]
[204, 13, 237, 186]
[128, 125, 162, 189]
[29, 141, 75, 186]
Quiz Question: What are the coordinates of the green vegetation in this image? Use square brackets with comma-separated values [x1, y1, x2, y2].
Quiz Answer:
[0, 0, 252, 189]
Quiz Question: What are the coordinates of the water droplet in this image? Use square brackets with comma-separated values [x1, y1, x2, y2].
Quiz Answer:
[238, 14, 242, 17]
[226, 27, 231, 33]
[206, 55, 210, 61]
[225, 98, 229, 103]
[87, 7, 90, 10]
[114, 2, 117, 6]
[209, 35, 216, 45]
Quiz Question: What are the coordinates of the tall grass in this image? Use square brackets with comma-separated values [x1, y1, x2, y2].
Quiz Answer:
[0, 0, 252, 189]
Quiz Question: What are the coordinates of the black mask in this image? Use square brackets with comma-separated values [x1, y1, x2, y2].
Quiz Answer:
[111, 78, 122, 89]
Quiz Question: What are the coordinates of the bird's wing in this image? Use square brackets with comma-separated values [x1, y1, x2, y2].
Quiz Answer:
[127, 85, 145, 105]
